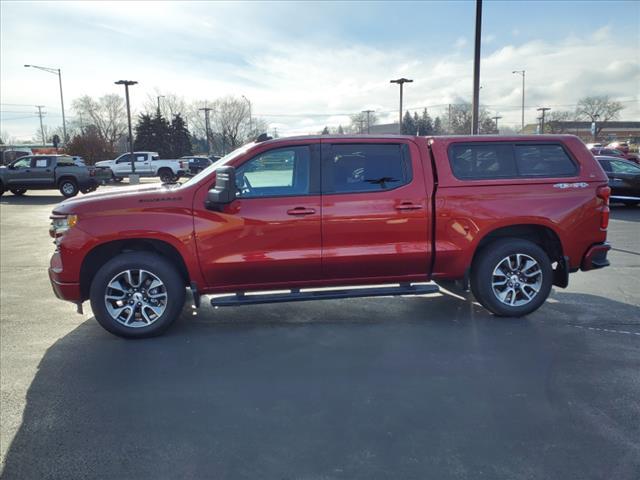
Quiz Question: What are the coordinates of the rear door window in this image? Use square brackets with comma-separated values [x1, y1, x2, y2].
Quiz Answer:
[323, 144, 411, 193]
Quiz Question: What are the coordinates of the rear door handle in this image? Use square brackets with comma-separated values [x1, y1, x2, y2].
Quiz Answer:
[287, 207, 316, 216]
[395, 202, 423, 211]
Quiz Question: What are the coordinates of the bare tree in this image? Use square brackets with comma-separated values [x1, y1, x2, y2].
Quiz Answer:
[72, 94, 128, 150]
[143, 89, 188, 120]
[211, 96, 251, 150]
[576, 95, 624, 136]
[545, 110, 575, 134]
[348, 111, 379, 133]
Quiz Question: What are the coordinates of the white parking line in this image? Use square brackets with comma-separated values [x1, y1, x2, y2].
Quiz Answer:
[570, 325, 640, 337]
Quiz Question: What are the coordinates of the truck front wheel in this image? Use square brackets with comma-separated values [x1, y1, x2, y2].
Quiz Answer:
[10, 188, 27, 196]
[158, 169, 175, 183]
[471, 238, 553, 317]
[59, 180, 79, 198]
[89, 252, 186, 338]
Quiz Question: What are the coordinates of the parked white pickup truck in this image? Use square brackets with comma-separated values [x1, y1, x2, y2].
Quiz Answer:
[95, 151, 189, 183]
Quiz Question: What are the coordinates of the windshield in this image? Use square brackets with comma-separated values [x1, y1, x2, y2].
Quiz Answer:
[181, 142, 256, 187]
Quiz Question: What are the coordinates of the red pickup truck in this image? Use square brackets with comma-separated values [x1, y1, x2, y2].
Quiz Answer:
[48, 134, 611, 338]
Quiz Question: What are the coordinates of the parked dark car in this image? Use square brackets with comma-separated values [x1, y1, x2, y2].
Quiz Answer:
[596, 156, 640, 207]
[591, 147, 639, 164]
[0, 154, 105, 198]
[181, 156, 213, 175]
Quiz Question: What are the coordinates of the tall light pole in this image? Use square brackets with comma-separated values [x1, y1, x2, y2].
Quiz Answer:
[24, 64, 67, 143]
[157, 95, 165, 115]
[512, 70, 525, 133]
[471, 0, 483, 135]
[537, 107, 551, 134]
[390, 78, 413, 134]
[35, 105, 46, 145]
[115, 80, 138, 180]
[241, 95, 252, 135]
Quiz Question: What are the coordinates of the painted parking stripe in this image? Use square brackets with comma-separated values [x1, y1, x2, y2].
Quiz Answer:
[570, 325, 640, 336]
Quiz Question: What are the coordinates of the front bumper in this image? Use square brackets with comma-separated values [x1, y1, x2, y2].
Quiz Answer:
[581, 242, 611, 271]
[49, 248, 83, 302]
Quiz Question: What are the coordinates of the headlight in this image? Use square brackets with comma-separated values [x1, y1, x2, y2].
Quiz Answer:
[49, 214, 78, 238]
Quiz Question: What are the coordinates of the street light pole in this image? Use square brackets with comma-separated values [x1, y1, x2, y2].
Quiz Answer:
[24, 64, 68, 143]
[390, 78, 413, 134]
[115, 80, 138, 181]
[512, 70, 525, 132]
[471, 0, 483, 135]
[199, 106, 213, 155]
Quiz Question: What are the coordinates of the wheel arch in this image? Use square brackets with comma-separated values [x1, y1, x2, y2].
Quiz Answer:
[470, 223, 567, 287]
[57, 175, 78, 187]
[79, 238, 190, 300]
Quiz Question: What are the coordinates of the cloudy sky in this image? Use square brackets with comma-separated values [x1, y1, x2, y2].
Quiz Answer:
[1, 0, 639, 140]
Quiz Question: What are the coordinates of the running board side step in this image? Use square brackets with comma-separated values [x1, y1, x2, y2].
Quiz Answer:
[210, 283, 439, 307]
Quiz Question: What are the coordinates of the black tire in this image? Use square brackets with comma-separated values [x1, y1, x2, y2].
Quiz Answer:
[0, 182, 5, 196]
[10, 188, 27, 196]
[159, 169, 175, 183]
[89, 251, 186, 338]
[470, 238, 553, 317]
[112, 173, 123, 183]
[59, 179, 79, 198]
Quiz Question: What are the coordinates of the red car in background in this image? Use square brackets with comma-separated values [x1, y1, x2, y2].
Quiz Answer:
[590, 146, 639, 164]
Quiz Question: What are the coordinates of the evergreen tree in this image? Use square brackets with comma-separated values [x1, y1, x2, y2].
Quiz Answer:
[321, 126, 330, 135]
[152, 111, 172, 157]
[169, 114, 192, 157]
[337, 125, 344, 135]
[418, 108, 434, 136]
[134, 114, 156, 152]
[433, 117, 444, 135]
[401, 110, 416, 135]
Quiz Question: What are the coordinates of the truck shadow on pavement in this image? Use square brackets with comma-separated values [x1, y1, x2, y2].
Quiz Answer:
[2, 292, 639, 479]
[0, 194, 64, 206]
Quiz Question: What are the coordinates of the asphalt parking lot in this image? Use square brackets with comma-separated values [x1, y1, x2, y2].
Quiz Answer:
[1, 185, 639, 480]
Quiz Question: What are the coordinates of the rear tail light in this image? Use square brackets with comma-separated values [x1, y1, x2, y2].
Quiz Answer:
[596, 185, 610, 230]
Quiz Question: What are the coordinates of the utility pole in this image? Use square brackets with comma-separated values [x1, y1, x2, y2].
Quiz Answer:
[491, 115, 503, 133]
[471, 0, 483, 135]
[115, 80, 138, 181]
[357, 118, 365, 134]
[390, 78, 413, 134]
[448, 104, 452, 134]
[35, 105, 46, 145]
[272, 127, 278, 138]
[199, 106, 213, 155]
[157, 95, 165, 115]
[537, 107, 551, 134]
[362, 109, 374, 134]
[25, 64, 67, 143]
[512, 70, 525, 132]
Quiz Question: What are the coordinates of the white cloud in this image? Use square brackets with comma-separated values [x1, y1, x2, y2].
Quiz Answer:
[1, 2, 639, 139]
[455, 37, 468, 48]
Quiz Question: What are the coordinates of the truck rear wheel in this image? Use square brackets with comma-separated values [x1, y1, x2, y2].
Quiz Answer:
[159, 169, 175, 183]
[471, 238, 552, 317]
[89, 252, 186, 338]
[10, 188, 27, 196]
[59, 179, 79, 198]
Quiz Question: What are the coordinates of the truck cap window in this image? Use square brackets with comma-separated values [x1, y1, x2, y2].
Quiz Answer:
[449, 143, 577, 179]
[515, 144, 577, 177]
[236, 146, 311, 198]
[449, 144, 515, 179]
[325, 144, 411, 193]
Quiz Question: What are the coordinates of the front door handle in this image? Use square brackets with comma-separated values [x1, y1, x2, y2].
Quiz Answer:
[287, 207, 316, 216]
[395, 202, 423, 211]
